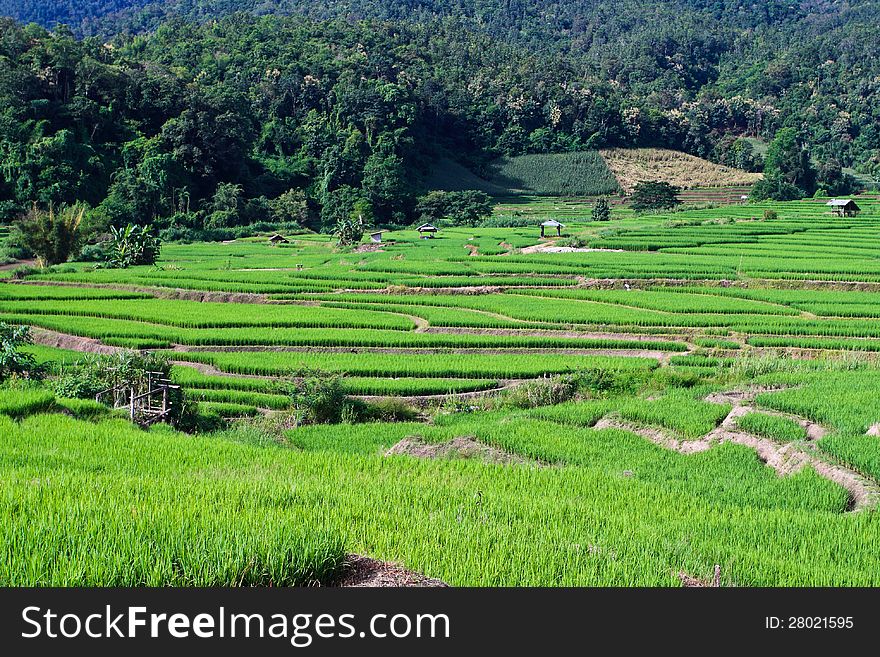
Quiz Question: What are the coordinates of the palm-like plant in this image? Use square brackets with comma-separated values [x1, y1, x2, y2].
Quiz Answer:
[14, 203, 85, 266]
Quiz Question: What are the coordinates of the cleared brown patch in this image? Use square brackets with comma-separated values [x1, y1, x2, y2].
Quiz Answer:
[336, 555, 447, 588]
[155, 289, 269, 304]
[354, 243, 384, 254]
[385, 435, 535, 466]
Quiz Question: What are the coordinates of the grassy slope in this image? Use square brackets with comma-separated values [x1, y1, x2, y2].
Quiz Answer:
[426, 151, 619, 196]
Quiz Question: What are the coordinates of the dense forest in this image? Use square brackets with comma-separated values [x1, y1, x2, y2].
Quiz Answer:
[0, 1, 878, 237]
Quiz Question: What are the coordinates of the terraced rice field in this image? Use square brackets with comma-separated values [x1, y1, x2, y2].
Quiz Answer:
[4, 196, 880, 586]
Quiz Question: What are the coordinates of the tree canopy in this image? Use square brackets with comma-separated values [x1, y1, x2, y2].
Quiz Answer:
[0, 3, 878, 237]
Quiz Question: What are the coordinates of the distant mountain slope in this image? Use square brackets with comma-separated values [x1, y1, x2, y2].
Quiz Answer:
[0, 2, 878, 227]
[0, 0, 815, 36]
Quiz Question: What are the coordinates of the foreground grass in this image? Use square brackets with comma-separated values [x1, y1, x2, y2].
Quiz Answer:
[3, 407, 880, 586]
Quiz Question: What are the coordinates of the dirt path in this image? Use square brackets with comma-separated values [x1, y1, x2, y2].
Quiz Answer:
[404, 313, 429, 332]
[423, 325, 686, 341]
[0, 259, 36, 271]
[10, 280, 270, 304]
[519, 241, 626, 254]
[170, 344, 673, 360]
[29, 327, 123, 356]
[593, 386, 879, 512]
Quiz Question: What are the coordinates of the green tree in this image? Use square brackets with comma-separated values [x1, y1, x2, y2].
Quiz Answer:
[269, 188, 311, 226]
[361, 145, 408, 224]
[591, 197, 611, 221]
[630, 181, 681, 212]
[762, 128, 816, 197]
[750, 174, 803, 202]
[816, 161, 860, 197]
[415, 190, 493, 226]
[205, 183, 244, 229]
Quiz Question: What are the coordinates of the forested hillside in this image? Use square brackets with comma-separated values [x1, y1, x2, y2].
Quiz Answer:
[0, 1, 878, 234]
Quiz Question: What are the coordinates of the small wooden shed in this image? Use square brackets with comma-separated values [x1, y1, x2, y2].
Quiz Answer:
[826, 199, 861, 217]
[370, 231, 383, 243]
[268, 233, 289, 245]
[540, 220, 565, 238]
[417, 223, 438, 239]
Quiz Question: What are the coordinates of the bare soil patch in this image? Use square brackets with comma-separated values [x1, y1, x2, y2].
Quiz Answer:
[336, 555, 447, 587]
[354, 243, 384, 254]
[702, 387, 788, 405]
[678, 565, 722, 588]
[385, 435, 535, 466]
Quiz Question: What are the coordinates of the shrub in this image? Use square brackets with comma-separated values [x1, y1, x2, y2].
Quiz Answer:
[78, 241, 111, 262]
[0, 323, 42, 381]
[105, 224, 161, 268]
[502, 376, 580, 409]
[289, 370, 364, 425]
[763, 209, 779, 221]
[335, 212, 366, 248]
[364, 398, 420, 422]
